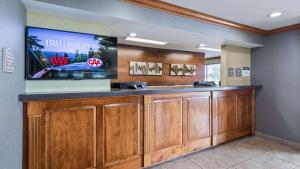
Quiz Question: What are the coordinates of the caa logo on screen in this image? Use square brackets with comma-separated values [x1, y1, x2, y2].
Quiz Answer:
[87, 58, 103, 67]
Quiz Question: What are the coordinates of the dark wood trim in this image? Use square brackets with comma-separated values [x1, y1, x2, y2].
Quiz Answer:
[123, 0, 300, 36]
[123, 0, 268, 35]
[268, 23, 300, 35]
[22, 103, 28, 169]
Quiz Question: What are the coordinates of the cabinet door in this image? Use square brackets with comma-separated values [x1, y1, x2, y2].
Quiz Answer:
[153, 98, 183, 151]
[144, 94, 183, 166]
[237, 90, 252, 129]
[27, 96, 143, 169]
[183, 92, 211, 153]
[98, 97, 142, 169]
[212, 90, 253, 145]
[46, 106, 97, 169]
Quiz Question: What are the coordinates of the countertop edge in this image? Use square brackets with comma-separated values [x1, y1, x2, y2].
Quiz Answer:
[18, 85, 262, 102]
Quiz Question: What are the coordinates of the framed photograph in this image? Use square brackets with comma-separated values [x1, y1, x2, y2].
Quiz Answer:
[184, 64, 196, 76]
[228, 67, 234, 77]
[170, 64, 184, 76]
[236, 67, 242, 77]
[129, 61, 147, 75]
[147, 62, 163, 76]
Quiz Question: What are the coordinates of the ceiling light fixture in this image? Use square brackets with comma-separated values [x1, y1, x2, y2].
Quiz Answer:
[125, 37, 167, 45]
[199, 43, 207, 47]
[268, 12, 282, 18]
[198, 47, 221, 52]
[129, 33, 137, 37]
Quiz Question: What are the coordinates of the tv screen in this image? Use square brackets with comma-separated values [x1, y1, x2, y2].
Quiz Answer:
[26, 27, 118, 80]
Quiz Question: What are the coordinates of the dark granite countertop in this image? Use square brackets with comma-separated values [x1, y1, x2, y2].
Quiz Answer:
[18, 85, 262, 102]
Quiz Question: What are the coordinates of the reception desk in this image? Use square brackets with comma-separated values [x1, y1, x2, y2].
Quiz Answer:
[19, 85, 261, 169]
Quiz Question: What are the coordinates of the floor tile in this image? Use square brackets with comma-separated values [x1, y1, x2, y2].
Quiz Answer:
[211, 145, 251, 165]
[147, 164, 167, 169]
[267, 145, 300, 166]
[145, 136, 299, 169]
[234, 153, 296, 169]
[187, 150, 232, 169]
[163, 157, 201, 169]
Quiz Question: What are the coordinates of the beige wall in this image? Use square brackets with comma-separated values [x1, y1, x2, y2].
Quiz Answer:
[26, 11, 112, 93]
[221, 45, 251, 86]
[205, 57, 220, 65]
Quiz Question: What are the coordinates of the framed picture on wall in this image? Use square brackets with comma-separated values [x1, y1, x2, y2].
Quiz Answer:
[236, 67, 242, 77]
[129, 61, 147, 75]
[184, 64, 197, 76]
[170, 64, 184, 76]
[147, 62, 163, 76]
[228, 67, 234, 77]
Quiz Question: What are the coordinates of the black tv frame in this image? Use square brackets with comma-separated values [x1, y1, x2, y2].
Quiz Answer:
[25, 26, 118, 80]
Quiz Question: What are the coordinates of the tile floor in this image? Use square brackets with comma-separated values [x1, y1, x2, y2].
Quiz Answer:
[146, 136, 300, 169]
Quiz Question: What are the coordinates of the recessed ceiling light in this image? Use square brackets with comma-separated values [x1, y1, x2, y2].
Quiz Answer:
[199, 43, 207, 47]
[197, 47, 221, 52]
[129, 33, 137, 37]
[125, 37, 167, 45]
[268, 12, 282, 18]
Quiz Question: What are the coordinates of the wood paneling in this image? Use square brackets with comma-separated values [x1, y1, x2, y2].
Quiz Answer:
[100, 101, 142, 168]
[237, 90, 252, 129]
[212, 89, 253, 145]
[183, 92, 211, 153]
[24, 90, 256, 169]
[114, 45, 205, 85]
[123, 0, 268, 35]
[46, 106, 96, 169]
[251, 89, 256, 134]
[144, 92, 212, 166]
[217, 94, 237, 134]
[186, 97, 210, 141]
[147, 95, 184, 165]
[153, 98, 183, 150]
[26, 96, 143, 169]
[23, 104, 29, 169]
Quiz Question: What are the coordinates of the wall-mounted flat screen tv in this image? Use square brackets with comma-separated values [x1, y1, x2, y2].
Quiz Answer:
[26, 27, 117, 80]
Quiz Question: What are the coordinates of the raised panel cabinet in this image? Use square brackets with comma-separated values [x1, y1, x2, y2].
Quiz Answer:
[183, 92, 211, 153]
[25, 96, 143, 169]
[153, 98, 183, 151]
[212, 89, 254, 145]
[144, 92, 212, 167]
[237, 90, 252, 129]
[99, 100, 142, 169]
[24, 89, 256, 169]
[46, 106, 97, 169]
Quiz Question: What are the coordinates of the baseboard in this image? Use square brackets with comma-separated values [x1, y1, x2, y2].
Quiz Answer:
[255, 131, 300, 149]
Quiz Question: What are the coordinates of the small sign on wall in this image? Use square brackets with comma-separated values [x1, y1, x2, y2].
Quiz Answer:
[228, 67, 234, 77]
[236, 68, 242, 77]
[242, 67, 251, 77]
[2, 48, 15, 73]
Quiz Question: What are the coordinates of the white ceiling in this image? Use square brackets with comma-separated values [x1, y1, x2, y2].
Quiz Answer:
[161, 0, 300, 30]
[21, 0, 264, 58]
